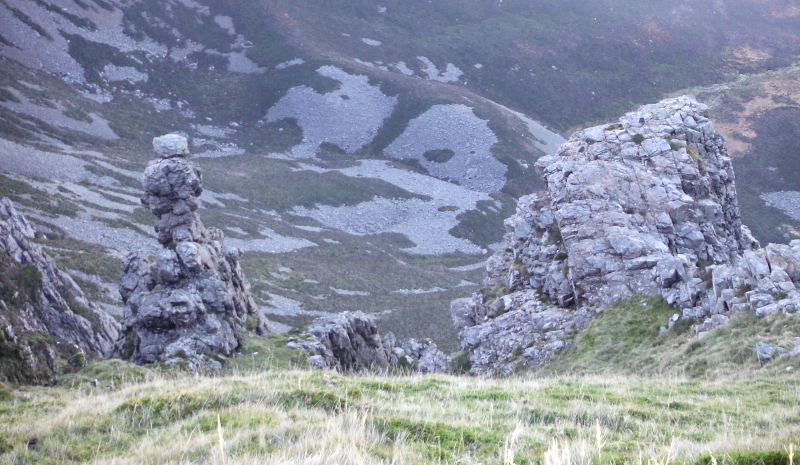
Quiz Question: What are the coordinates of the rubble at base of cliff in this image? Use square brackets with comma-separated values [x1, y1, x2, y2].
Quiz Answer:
[452, 96, 800, 377]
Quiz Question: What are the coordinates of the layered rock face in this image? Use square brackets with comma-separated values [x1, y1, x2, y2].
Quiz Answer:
[290, 311, 450, 375]
[452, 96, 800, 376]
[112, 134, 267, 369]
[0, 198, 119, 383]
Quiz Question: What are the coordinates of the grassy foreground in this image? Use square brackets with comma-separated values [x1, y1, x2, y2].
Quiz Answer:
[0, 351, 798, 465]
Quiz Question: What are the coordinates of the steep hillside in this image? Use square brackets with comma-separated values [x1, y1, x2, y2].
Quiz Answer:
[0, 0, 546, 349]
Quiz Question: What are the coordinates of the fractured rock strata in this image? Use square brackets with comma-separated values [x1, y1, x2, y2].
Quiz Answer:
[289, 311, 451, 374]
[453, 96, 800, 376]
[112, 134, 267, 369]
[0, 198, 119, 383]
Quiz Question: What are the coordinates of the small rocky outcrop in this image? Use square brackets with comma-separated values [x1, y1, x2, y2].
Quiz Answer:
[0, 198, 120, 384]
[755, 341, 793, 366]
[111, 134, 268, 369]
[453, 96, 800, 376]
[289, 311, 450, 374]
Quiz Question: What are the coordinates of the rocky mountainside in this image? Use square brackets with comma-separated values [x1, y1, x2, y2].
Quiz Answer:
[0, 0, 799, 353]
[0, 197, 119, 384]
[111, 134, 268, 369]
[453, 96, 800, 376]
[0, 0, 557, 350]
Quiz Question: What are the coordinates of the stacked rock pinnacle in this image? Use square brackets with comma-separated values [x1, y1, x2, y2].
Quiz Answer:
[112, 134, 267, 369]
[452, 96, 800, 376]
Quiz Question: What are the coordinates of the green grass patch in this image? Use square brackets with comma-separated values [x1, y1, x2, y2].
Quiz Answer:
[277, 389, 350, 413]
[449, 197, 516, 249]
[450, 351, 471, 375]
[1, 369, 798, 464]
[225, 334, 310, 373]
[116, 390, 224, 428]
[696, 450, 793, 465]
[200, 155, 428, 212]
[544, 294, 800, 378]
[56, 359, 147, 389]
[545, 295, 679, 374]
[0, 382, 11, 402]
[188, 406, 278, 434]
[374, 417, 503, 461]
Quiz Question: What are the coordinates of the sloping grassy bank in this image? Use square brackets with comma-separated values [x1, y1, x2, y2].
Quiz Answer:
[0, 351, 797, 464]
[543, 296, 800, 378]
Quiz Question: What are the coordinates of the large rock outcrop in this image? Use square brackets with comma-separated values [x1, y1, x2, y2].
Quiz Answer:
[0, 198, 119, 384]
[111, 134, 268, 369]
[289, 311, 450, 375]
[453, 96, 800, 376]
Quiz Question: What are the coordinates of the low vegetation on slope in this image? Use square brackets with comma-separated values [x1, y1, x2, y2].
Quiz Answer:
[0, 328, 798, 464]
[544, 296, 800, 378]
[0, 365, 796, 464]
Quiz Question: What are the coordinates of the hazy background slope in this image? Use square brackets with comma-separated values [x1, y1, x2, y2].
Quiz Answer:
[0, 0, 799, 350]
[265, 0, 800, 130]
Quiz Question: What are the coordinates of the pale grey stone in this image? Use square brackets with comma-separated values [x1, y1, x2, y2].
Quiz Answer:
[756, 342, 789, 365]
[290, 313, 449, 375]
[153, 133, 190, 158]
[583, 126, 605, 143]
[743, 250, 770, 279]
[309, 355, 327, 370]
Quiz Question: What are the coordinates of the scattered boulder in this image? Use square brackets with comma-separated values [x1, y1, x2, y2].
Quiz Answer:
[294, 311, 389, 372]
[0, 198, 119, 384]
[453, 96, 800, 376]
[756, 338, 800, 366]
[289, 311, 450, 375]
[111, 134, 268, 370]
[384, 333, 451, 375]
[755, 342, 789, 366]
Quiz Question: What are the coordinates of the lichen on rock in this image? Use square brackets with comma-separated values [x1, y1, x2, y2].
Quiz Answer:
[112, 134, 268, 370]
[453, 96, 800, 376]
